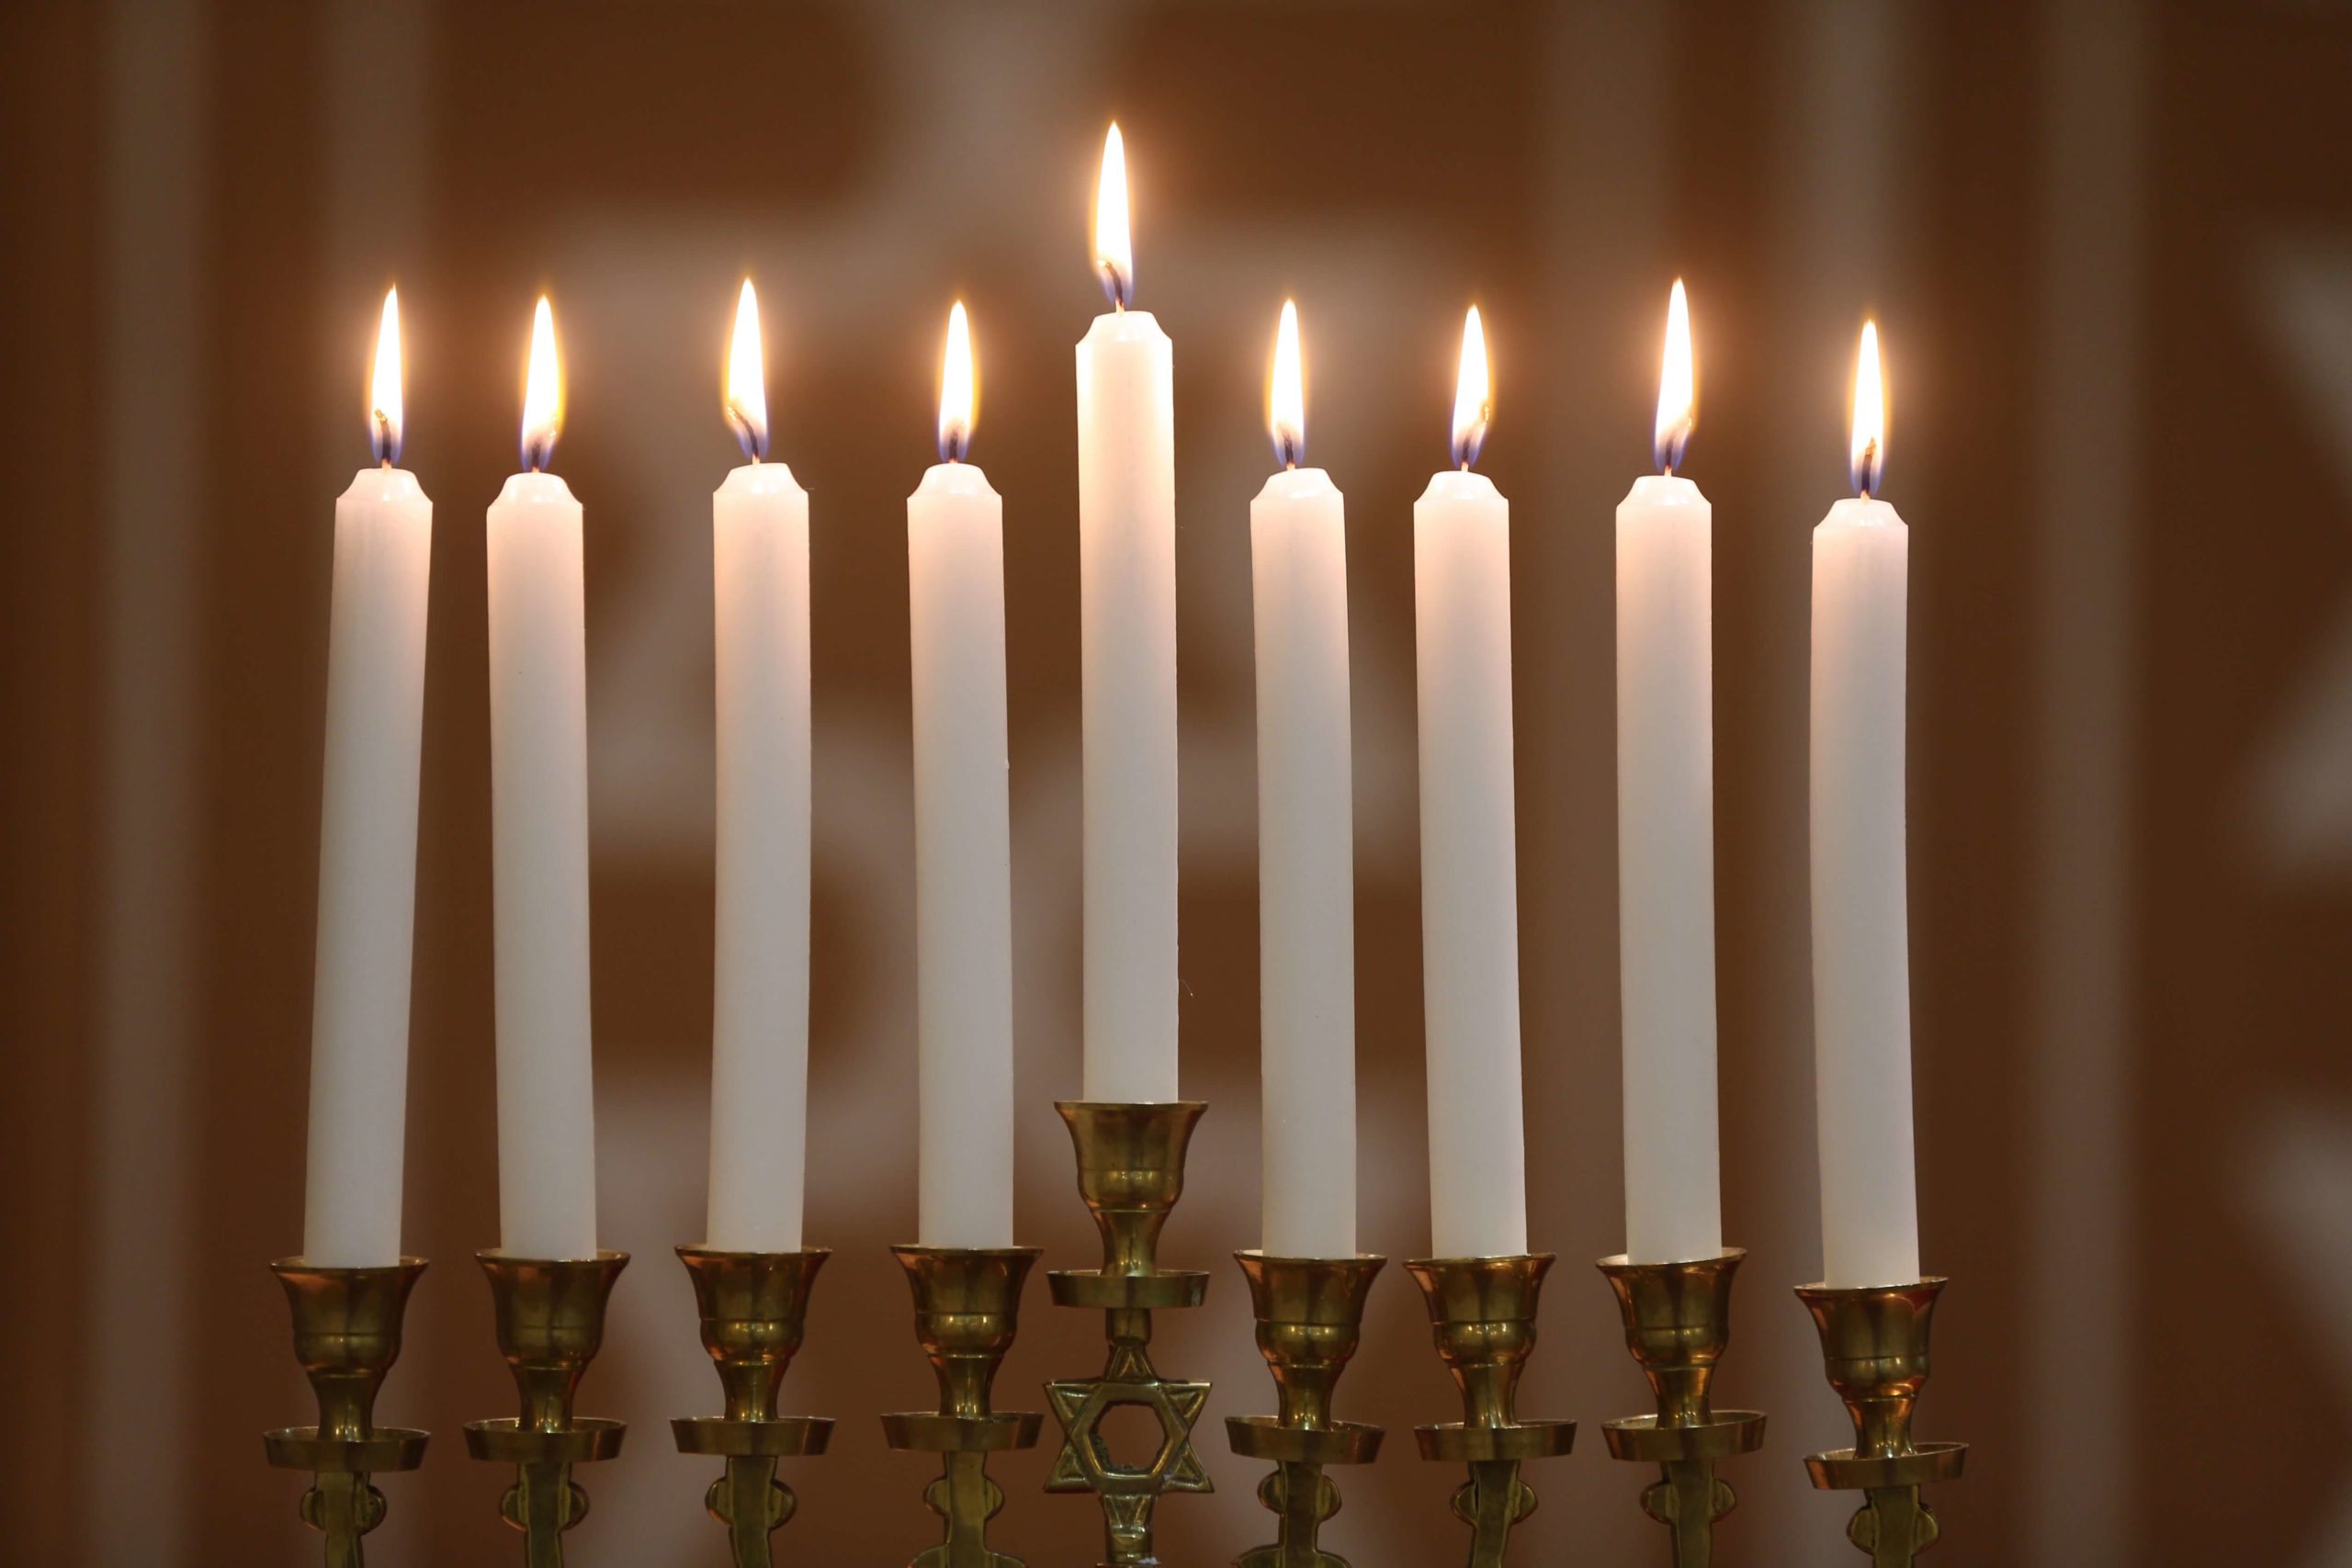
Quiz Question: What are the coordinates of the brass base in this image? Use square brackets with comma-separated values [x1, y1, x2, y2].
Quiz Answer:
[263, 1257, 431, 1568]
[672, 1247, 834, 1568]
[1596, 1250, 1767, 1568]
[1225, 1251, 1386, 1568]
[1046, 1101, 1214, 1568]
[463, 1250, 629, 1568]
[1404, 1255, 1576, 1568]
[1796, 1277, 1968, 1566]
[882, 1245, 1045, 1568]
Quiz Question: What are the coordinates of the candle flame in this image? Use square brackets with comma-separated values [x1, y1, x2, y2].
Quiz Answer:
[1268, 299, 1305, 468]
[1451, 305, 1491, 469]
[368, 287, 403, 466]
[1654, 278, 1695, 474]
[1094, 122, 1134, 310]
[519, 296, 563, 473]
[1850, 320, 1886, 497]
[938, 300, 976, 463]
[725, 278, 769, 462]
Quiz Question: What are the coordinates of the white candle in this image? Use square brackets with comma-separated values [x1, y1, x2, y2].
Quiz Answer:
[1615, 281, 1724, 1265]
[1252, 302, 1355, 1258]
[303, 288, 432, 1268]
[707, 281, 811, 1253]
[1413, 308, 1530, 1259]
[1810, 321, 1920, 1288]
[909, 302, 1015, 1248]
[1076, 123, 1180, 1104]
[485, 297, 598, 1260]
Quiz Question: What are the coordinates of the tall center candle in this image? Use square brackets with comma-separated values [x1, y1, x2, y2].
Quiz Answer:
[485, 297, 598, 1260]
[1251, 302, 1356, 1258]
[707, 281, 811, 1252]
[1075, 123, 1180, 1104]
[908, 302, 1015, 1248]
[1413, 308, 1530, 1259]
[304, 288, 432, 1267]
[1614, 281, 1724, 1264]
[1810, 321, 1921, 1289]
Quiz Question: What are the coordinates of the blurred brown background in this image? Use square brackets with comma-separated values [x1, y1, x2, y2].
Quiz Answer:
[2, 0, 2344, 1562]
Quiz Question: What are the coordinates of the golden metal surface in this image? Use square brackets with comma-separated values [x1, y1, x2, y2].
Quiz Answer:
[1795, 1277, 1968, 1567]
[1596, 1249, 1767, 1568]
[1405, 1255, 1575, 1568]
[462, 1250, 629, 1568]
[882, 1245, 1045, 1568]
[671, 1247, 835, 1568]
[263, 1257, 430, 1568]
[1046, 1101, 1213, 1568]
[1225, 1251, 1386, 1568]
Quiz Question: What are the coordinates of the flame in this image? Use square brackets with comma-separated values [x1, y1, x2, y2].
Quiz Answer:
[1654, 279, 1695, 474]
[725, 279, 769, 462]
[1268, 299, 1305, 468]
[519, 296, 563, 473]
[368, 287, 403, 466]
[1850, 320, 1885, 497]
[1094, 122, 1133, 310]
[1451, 305, 1491, 469]
[937, 300, 976, 463]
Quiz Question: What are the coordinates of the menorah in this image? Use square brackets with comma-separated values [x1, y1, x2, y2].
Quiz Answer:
[266, 1094, 1964, 1568]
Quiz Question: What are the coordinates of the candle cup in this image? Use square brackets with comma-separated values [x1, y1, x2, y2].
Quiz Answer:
[1596, 1250, 1768, 1568]
[1404, 1254, 1576, 1568]
[670, 1247, 834, 1568]
[1224, 1251, 1385, 1568]
[263, 1258, 431, 1568]
[880, 1246, 1045, 1568]
[462, 1250, 628, 1567]
[1045, 1101, 1214, 1568]
[1794, 1277, 1967, 1567]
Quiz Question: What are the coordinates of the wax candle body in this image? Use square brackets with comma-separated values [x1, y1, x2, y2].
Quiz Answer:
[1615, 473, 1724, 1264]
[1251, 467, 1355, 1258]
[303, 466, 432, 1266]
[486, 470, 598, 1259]
[1075, 309, 1180, 1104]
[908, 461, 1015, 1247]
[707, 462, 811, 1251]
[1412, 469, 1530, 1258]
[1809, 496, 1919, 1287]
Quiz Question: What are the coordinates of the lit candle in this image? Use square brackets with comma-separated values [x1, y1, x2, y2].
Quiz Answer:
[303, 288, 432, 1267]
[1615, 280, 1724, 1264]
[1413, 308, 1530, 1258]
[485, 297, 598, 1260]
[706, 280, 811, 1252]
[1076, 123, 1180, 1104]
[1809, 321, 1920, 1288]
[908, 301, 1014, 1248]
[1252, 301, 1355, 1258]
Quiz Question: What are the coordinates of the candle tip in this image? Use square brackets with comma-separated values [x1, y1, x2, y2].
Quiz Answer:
[1094, 122, 1134, 310]
[369, 286, 404, 467]
[1451, 305, 1491, 470]
[938, 300, 976, 463]
[1268, 299, 1306, 469]
[1849, 319, 1886, 498]
[725, 277, 770, 462]
[520, 295, 563, 474]
[1654, 279, 1695, 474]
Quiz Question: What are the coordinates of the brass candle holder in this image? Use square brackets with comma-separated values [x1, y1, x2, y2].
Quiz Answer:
[1404, 1254, 1576, 1568]
[1795, 1277, 1967, 1566]
[881, 1245, 1046, 1568]
[463, 1250, 629, 1567]
[1225, 1251, 1386, 1568]
[1596, 1250, 1768, 1568]
[263, 1257, 431, 1568]
[671, 1247, 835, 1568]
[1045, 1100, 1214, 1568]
